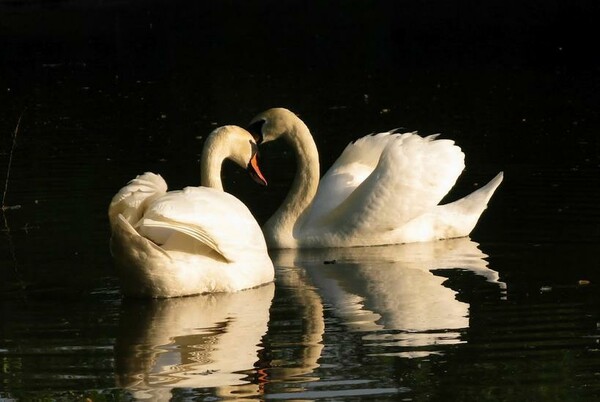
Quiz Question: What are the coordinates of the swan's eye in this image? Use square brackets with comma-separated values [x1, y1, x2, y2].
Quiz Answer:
[247, 119, 265, 144]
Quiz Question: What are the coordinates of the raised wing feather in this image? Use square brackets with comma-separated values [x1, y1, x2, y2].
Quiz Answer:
[136, 186, 266, 262]
[307, 133, 465, 239]
[304, 132, 400, 227]
[108, 172, 168, 226]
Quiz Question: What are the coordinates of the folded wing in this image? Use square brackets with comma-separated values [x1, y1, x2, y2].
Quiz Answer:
[306, 133, 465, 240]
[303, 132, 399, 227]
[136, 186, 266, 262]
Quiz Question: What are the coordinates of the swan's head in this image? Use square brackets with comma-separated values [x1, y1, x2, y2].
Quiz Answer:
[204, 125, 267, 186]
[247, 107, 299, 144]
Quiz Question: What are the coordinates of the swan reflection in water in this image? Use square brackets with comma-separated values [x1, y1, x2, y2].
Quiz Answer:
[271, 237, 506, 359]
[115, 283, 275, 400]
[115, 237, 503, 399]
[115, 274, 325, 401]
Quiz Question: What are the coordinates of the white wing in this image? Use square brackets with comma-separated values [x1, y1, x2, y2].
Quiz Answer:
[108, 172, 168, 226]
[136, 186, 266, 262]
[303, 132, 399, 227]
[305, 133, 465, 239]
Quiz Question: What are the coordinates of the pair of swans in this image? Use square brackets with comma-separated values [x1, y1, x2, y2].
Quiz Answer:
[108, 108, 503, 297]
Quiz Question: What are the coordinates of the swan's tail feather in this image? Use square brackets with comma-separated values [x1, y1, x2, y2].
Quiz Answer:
[335, 131, 412, 171]
[108, 172, 168, 227]
[460, 172, 503, 208]
[438, 171, 504, 238]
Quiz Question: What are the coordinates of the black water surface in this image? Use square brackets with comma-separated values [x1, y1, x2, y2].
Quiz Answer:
[1, 1, 599, 400]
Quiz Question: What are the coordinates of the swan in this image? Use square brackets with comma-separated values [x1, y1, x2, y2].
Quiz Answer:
[248, 107, 503, 249]
[108, 125, 274, 298]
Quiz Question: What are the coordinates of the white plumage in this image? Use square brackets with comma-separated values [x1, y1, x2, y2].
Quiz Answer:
[108, 126, 274, 298]
[249, 108, 503, 249]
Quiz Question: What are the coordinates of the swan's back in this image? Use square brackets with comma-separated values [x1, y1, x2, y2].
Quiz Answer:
[137, 186, 268, 262]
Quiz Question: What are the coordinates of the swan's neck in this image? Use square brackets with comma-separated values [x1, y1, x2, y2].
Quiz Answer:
[264, 118, 320, 247]
[200, 136, 228, 191]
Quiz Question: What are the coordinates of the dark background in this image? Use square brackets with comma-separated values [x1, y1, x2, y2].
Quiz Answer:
[1, 0, 599, 291]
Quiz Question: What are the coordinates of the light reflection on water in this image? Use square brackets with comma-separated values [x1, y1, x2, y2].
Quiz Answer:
[272, 238, 503, 360]
[110, 239, 502, 400]
[115, 284, 275, 400]
[0, 236, 514, 400]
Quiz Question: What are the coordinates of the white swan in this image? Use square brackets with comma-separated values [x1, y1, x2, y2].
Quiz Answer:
[248, 107, 504, 249]
[108, 125, 274, 298]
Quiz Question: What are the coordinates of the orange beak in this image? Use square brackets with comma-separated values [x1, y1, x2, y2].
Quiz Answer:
[248, 153, 267, 186]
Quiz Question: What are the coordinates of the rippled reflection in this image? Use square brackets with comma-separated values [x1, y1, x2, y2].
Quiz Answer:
[272, 237, 505, 359]
[266, 253, 325, 384]
[114, 283, 274, 400]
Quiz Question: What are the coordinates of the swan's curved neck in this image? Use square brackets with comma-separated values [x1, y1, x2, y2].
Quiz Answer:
[264, 117, 320, 247]
[200, 135, 228, 191]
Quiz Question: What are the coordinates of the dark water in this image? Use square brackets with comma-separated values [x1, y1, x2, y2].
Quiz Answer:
[1, 1, 600, 401]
